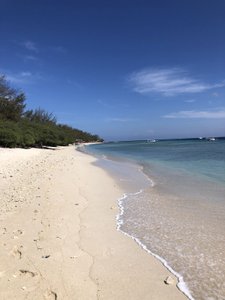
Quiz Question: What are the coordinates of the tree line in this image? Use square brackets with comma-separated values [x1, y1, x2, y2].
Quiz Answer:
[0, 75, 103, 148]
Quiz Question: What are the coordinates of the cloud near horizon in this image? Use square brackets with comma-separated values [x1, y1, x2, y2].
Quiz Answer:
[163, 109, 225, 119]
[128, 68, 225, 96]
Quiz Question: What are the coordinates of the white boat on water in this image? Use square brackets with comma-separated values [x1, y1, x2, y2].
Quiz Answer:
[146, 139, 156, 143]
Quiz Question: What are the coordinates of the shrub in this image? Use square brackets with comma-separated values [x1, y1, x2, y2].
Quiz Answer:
[0, 123, 19, 147]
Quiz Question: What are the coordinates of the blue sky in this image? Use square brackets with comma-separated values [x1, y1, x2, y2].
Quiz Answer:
[0, 0, 225, 141]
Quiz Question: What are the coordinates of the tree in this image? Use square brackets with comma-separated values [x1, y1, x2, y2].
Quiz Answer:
[0, 75, 26, 121]
[0, 74, 103, 148]
[24, 108, 57, 124]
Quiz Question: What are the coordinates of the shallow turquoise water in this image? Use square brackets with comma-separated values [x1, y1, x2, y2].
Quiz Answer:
[82, 138, 225, 300]
[87, 138, 225, 185]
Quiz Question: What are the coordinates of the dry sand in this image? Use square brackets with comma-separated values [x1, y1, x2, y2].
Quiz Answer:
[0, 145, 187, 299]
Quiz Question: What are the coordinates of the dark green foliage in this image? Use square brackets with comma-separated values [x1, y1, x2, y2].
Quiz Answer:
[0, 75, 26, 122]
[0, 75, 103, 148]
[24, 108, 57, 124]
[0, 121, 19, 147]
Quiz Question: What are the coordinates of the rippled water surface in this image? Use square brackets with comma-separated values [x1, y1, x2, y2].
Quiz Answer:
[83, 138, 225, 300]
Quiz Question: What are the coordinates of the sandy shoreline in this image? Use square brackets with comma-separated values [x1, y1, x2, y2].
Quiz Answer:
[0, 146, 187, 299]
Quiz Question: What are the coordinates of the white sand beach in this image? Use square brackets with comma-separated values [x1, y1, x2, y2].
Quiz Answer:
[0, 146, 187, 299]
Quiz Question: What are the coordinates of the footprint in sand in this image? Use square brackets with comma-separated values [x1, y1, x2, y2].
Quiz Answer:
[19, 269, 37, 277]
[44, 290, 57, 300]
[10, 245, 23, 259]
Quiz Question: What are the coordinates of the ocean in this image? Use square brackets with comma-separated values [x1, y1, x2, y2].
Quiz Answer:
[80, 138, 225, 300]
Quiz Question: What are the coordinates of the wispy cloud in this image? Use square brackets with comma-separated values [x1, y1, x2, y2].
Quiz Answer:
[6, 71, 32, 84]
[22, 40, 39, 52]
[5, 71, 42, 85]
[17, 54, 39, 62]
[163, 109, 225, 119]
[128, 68, 225, 96]
[23, 55, 38, 61]
[19, 40, 67, 54]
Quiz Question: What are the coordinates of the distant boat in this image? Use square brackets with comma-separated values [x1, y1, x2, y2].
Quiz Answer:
[208, 137, 216, 141]
[147, 139, 156, 143]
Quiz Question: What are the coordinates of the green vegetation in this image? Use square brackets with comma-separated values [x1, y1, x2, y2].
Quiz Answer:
[0, 75, 103, 148]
